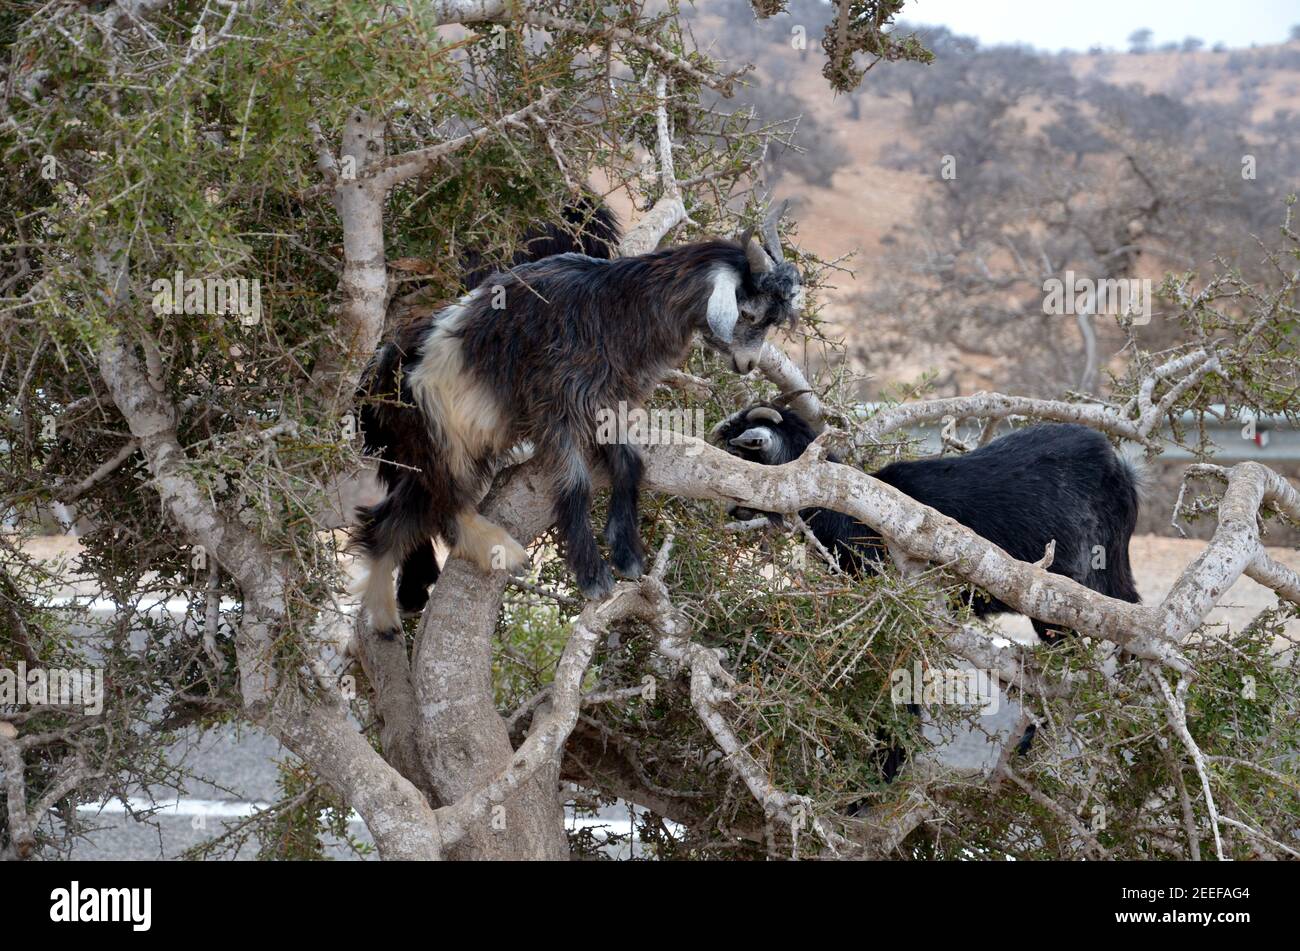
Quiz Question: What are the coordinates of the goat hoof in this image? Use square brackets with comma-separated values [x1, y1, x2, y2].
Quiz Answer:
[397, 588, 430, 616]
[613, 558, 644, 580]
[494, 538, 530, 572]
[578, 567, 615, 600]
[610, 546, 645, 580]
[454, 513, 529, 573]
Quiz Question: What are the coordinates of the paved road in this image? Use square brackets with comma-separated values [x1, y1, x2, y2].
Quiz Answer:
[67, 726, 373, 860]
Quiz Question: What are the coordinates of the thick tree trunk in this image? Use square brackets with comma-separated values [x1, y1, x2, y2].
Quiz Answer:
[416, 561, 568, 859]
[413, 466, 571, 859]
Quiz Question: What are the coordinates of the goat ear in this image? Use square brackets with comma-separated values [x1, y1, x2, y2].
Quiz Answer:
[709, 409, 746, 446]
[705, 267, 741, 343]
[783, 268, 805, 329]
[746, 406, 784, 426]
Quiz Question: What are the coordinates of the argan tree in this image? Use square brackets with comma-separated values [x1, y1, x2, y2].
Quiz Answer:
[1, 1, 1297, 861]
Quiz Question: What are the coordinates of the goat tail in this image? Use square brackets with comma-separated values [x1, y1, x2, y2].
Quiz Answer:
[357, 340, 401, 405]
[357, 341, 406, 469]
[1103, 534, 1142, 605]
[1118, 442, 1154, 506]
[1103, 442, 1146, 606]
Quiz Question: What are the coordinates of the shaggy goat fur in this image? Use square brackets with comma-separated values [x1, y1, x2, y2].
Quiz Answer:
[356, 219, 801, 637]
[365, 203, 622, 615]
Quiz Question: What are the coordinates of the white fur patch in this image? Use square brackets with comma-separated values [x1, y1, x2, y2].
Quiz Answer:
[705, 266, 741, 344]
[408, 289, 509, 483]
[454, 511, 528, 572]
[762, 428, 785, 464]
[359, 554, 400, 633]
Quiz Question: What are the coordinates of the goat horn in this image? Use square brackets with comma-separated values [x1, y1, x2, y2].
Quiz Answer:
[745, 406, 784, 425]
[744, 233, 772, 275]
[761, 200, 788, 264]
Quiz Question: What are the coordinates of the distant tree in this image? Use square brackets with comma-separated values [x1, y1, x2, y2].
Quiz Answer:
[1181, 37, 1205, 52]
[1290, 24, 1300, 42]
[1128, 28, 1153, 54]
[867, 26, 1074, 125]
[858, 58, 1298, 397]
[698, 1, 856, 187]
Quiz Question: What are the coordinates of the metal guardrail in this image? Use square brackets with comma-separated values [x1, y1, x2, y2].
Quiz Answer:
[2, 407, 1294, 537]
[864, 404, 1299, 463]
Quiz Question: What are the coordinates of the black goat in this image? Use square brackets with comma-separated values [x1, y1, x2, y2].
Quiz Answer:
[460, 198, 622, 290]
[712, 403, 1143, 640]
[716, 403, 1142, 786]
[365, 202, 622, 616]
[356, 211, 802, 637]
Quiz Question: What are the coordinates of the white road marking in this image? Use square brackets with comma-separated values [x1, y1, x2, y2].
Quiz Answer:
[75, 797, 652, 841]
[76, 796, 313, 820]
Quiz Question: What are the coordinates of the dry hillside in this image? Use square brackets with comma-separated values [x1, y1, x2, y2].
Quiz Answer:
[679, 5, 1300, 394]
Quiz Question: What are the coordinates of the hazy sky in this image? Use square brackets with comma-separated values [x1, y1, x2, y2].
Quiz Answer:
[906, 0, 1299, 52]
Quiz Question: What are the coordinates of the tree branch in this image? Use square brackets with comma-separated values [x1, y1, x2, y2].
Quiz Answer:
[858, 348, 1222, 447]
[635, 436, 1300, 669]
[618, 72, 686, 257]
[93, 288, 443, 857]
[369, 90, 560, 191]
